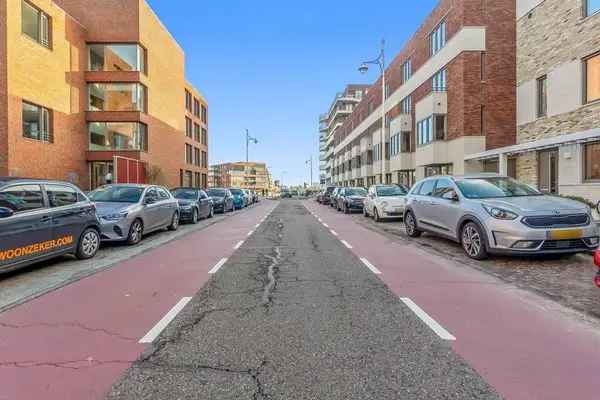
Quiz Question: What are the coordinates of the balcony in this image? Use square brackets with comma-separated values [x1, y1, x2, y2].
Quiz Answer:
[415, 136, 486, 172]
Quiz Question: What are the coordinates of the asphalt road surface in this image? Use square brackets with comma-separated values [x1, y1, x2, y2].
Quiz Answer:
[107, 200, 498, 400]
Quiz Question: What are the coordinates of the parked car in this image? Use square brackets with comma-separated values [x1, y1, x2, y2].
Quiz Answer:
[321, 186, 336, 205]
[89, 184, 179, 245]
[594, 251, 600, 288]
[330, 187, 341, 207]
[171, 187, 213, 223]
[242, 189, 251, 206]
[336, 187, 368, 213]
[403, 174, 600, 260]
[229, 188, 247, 209]
[206, 188, 234, 213]
[316, 191, 324, 203]
[364, 184, 409, 222]
[0, 178, 101, 273]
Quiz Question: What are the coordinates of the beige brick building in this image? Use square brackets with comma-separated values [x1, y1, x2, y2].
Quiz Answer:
[466, 0, 600, 204]
[209, 162, 274, 196]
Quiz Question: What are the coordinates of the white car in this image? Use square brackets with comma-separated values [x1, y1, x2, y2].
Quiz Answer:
[364, 184, 409, 222]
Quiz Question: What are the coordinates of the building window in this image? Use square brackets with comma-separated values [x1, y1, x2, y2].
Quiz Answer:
[88, 44, 145, 73]
[193, 98, 200, 117]
[184, 171, 193, 187]
[481, 105, 486, 134]
[194, 123, 201, 142]
[185, 144, 193, 164]
[417, 116, 432, 146]
[481, 52, 486, 81]
[202, 128, 208, 145]
[585, 0, 600, 16]
[202, 173, 208, 188]
[185, 117, 192, 138]
[373, 143, 382, 161]
[401, 131, 411, 152]
[401, 96, 411, 114]
[194, 147, 201, 166]
[537, 75, 547, 117]
[22, 1, 50, 48]
[584, 142, 600, 180]
[434, 115, 446, 141]
[402, 59, 412, 83]
[202, 151, 208, 168]
[88, 122, 147, 151]
[185, 90, 192, 112]
[88, 83, 145, 112]
[201, 105, 207, 124]
[194, 172, 201, 188]
[432, 68, 447, 91]
[22, 101, 52, 142]
[584, 52, 600, 103]
[390, 133, 400, 157]
[385, 83, 391, 99]
[430, 20, 446, 56]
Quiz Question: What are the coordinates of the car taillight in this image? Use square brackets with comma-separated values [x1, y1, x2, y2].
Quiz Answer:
[595, 273, 600, 288]
[595, 251, 600, 269]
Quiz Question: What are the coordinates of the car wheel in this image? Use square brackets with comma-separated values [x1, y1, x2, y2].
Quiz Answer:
[363, 206, 369, 217]
[404, 211, 422, 238]
[343, 203, 349, 214]
[191, 208, 199, 224]
[374, 208, 381, 222]
[208, 206, 214, 218]
[75, 228, 100, 259]
[461, 222, 488, 260]
[168, 212, 179, 231]
[127, 219, 144, 245]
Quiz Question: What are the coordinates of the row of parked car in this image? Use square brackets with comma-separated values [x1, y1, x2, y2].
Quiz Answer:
[0, 177, 260, 274]
[317, 174, 600, 262]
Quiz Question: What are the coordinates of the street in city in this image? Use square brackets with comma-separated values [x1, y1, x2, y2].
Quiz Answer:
[1, 199, 599, 399]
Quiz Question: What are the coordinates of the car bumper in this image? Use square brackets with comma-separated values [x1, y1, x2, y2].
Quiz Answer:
[484, 219, 600, 255]
[213, 203, 225, 212]
[179, 207, 195, 220]
[380, 205, 405, 219]
[98, 219, 131, 241]
[346, 202, 364, 211]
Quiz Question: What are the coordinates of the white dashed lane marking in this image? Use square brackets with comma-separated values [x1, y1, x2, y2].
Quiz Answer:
[400, 298, 456, 341]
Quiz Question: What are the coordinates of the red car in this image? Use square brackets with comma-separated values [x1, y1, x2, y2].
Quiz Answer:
[594, 251, 600, 288]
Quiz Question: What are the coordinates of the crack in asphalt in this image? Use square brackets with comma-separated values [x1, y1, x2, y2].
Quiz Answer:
[262, 247, 281, 308]
[0, 321, 137, 342]
[0, 358, 135, 370]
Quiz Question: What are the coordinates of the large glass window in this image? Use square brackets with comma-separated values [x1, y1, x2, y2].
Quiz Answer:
[88, 122, 148, 151]
[417, 115, 445, 145]
[585, 0, 600, 16]
[88, 83, 146, 112]
[430, 20, 446, 56]
[584, 142, 600, 181]
[22, 1, 50, 48]
[584, 53, 600, 104]
[432, 68, 447, 91]
[22, 101, 52, 142]
[88, 44, 145, 73]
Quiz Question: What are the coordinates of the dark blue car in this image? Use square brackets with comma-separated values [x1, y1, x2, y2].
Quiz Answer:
[0, 178, 101, 274]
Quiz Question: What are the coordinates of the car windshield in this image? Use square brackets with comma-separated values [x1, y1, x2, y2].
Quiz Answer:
[377, 186, 407, 196]
[207, 189, 226, 197]
[171, 189, 198, 200]
[346, 188, 367, 196]
[455, 177, 542, 199]
[230, 189, 243, 195]
[89, 186, 144, 203]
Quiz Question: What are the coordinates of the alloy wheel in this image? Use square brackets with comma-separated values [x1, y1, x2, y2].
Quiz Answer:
[405, 213, 415, 235]
[462, 225, 482, 258]
[81, 231, 99, 257]
[192, 209, 198, 224]
[129, 221, 142, 244]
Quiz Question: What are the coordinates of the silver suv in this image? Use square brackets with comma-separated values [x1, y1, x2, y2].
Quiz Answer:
[403, 174, 599, 259]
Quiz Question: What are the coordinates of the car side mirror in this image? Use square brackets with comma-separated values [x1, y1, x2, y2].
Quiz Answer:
[442, 191, 459, 202]
[0, 207, 14, 218]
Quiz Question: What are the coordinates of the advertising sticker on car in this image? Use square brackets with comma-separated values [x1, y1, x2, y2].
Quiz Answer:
[0, 236, 74, 261]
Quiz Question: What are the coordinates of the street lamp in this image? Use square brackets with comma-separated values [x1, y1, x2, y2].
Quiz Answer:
[305, 156, 313, 187]
[246, 129, 258, 163]
[359, 39, 386, 185]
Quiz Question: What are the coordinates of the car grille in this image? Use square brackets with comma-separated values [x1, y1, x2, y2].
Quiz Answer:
[521, 214, 590, 228]
[541, 239, 588, 250]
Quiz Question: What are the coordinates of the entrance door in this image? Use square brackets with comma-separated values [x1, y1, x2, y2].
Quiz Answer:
[90, 162, 113, 190]
[538, 149, 558, 194]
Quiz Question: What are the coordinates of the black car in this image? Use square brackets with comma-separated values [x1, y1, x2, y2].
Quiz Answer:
[205, 188, 235, 213]
[0, 178, 101, 274]
[321, 186, 336, 205]
[336, 187, 367, 213]
[171, 187, 214, 223]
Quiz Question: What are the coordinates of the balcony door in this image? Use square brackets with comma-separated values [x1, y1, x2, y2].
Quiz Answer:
[538, 149, 558, 194]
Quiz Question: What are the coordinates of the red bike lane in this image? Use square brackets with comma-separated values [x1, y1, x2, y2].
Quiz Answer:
[305, 201, 600, 400]
[0, 202, 276, 400]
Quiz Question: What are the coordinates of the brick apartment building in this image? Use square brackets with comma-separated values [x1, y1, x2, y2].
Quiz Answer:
[319, 85, 369, 185]
[209, 162, 274, 196]
[0, 0, 208, 190]
[331, 0, 516, 188]
[465, 0, 600, 203]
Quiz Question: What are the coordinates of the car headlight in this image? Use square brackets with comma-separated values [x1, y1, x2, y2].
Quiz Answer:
[101, 212, 128, 221]
[380, 201, 389, 208]
[482, 205, 518, 220]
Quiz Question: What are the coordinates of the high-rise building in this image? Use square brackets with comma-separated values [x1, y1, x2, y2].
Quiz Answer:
[332, 0, 516, 188]
[0, 0, 209, 189]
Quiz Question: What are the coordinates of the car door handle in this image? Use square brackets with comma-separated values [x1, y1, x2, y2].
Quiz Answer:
[41, 215, 51, 222]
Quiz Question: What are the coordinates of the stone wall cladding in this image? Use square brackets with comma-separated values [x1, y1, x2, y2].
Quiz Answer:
[517, 0, 600, 85]
[516, 152, 538, 187]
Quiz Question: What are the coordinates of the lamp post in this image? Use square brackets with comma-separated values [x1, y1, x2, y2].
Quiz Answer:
[246, 129, 258, 163]
[359, 39, 386, 185]
[306, 156, 313, 187]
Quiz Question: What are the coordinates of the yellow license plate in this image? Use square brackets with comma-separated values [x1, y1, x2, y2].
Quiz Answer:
[548, 229, 583, 240]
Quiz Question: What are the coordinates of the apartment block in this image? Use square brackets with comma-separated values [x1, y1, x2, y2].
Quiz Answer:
[0, 0, 208, 190]
[332, 0, 516, 188]
[466, 0, 600, 202]
[319, 85, 369, 185]
[209, 161, 274, 195]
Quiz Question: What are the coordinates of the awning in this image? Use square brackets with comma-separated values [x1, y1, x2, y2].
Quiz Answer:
[464, 128, 600, 161]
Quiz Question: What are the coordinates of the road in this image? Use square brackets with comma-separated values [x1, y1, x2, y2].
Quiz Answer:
[1, 199, 600, 399]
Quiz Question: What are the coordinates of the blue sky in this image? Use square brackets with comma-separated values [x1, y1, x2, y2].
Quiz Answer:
[147, 0, 438, 186]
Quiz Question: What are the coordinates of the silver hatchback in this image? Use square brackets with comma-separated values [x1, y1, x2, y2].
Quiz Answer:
[89, 184, 180, 245]
[403, 174, 600, 259]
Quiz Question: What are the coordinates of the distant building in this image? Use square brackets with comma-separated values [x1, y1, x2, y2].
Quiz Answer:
[209, 162, 274, 195]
